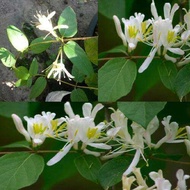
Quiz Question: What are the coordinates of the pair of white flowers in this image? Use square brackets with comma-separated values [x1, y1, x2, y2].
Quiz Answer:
[34, 10, 74, 82]
[12, 102, 110, 166]
[113, 0, 188, 73]
[122, 167, 190, 190]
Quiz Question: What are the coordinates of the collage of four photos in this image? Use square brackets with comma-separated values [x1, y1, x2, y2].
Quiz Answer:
[0, 0, 190, 189]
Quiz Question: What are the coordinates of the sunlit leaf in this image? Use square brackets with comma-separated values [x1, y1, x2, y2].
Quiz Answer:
[58, 6, 77, 37]
[14, 66, 30, 80]
[64, 41, 94, 76]
[29, 58, 39, 77]
[7, 25, 29, 52]
[0, 48, 16, 67]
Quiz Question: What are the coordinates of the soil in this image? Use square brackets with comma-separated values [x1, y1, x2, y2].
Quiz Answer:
[0, 0, 97, 101]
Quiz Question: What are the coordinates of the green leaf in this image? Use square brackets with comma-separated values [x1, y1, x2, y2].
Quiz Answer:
[29, 58, 39, 76]
[30, 37, 52, 54]
[30, 77, 47, 99]
[7, 25, 29, 52]
[58, 6, 77, 37]
[14, 66, 30, 80]
[98, 156, 129, 190]
[158, 61, 177, 92]
[0, 48, 16, 67]
[43, 153, 78, 190]
[64, 41, 94, 76]
[71, 89, 88, 102]
[99, 58, 137, 102]
[0, 141, 31, 150]
[85, 73, 98, 88]
[117, 102, 166, 128]
[74, 155, 101, 183]
[174, 64, 190, 101]
[0, 152, 44, 190]
[84, 37, 98, 65]
[72, 65, 85, 83]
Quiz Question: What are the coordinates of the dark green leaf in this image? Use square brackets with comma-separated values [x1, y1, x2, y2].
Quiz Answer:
[0, 48, 16, 67]
[0, 141, 31, 150]
[117, 102, 166, 128]
[71, 89, 88, 102]
[29, 58, 39, 76]
[158, 61, 177, 92]
[75, 155, 101, 183]
[14, 66, 30, 80]
[72, 65, 85, 83]
[99, 58, 137, 102]
[174, 64, 190, 101]
[7, 25, 29, 52]
[64, 41, 94, 76]
[58, 6, 77, 37]
[43, 153, 78, 190]
[84, 37, 98, 65]
[30, 77, 47, 99]
[0, 152, 44, 190]
[30, 37, 52, 54]
[98, 156, 129, 190]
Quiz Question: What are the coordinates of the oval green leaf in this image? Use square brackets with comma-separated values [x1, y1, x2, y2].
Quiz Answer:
[29, 58, 39, 76]
[117, 102, 166, 128]
[7, 25, 29, 52]
[99, 58, 137, 102]
[58, 6, 77, 37]
[30, 37, 52, 54]
[30, 77, 47, 99]
[74, 155, 101, 183]
[158, 61, 177, 92]
[0, 152, 44, 190]
[71, 89, 88, 102]
[84, 37, 98, 65]
[174, 64, 190, 101]
[98, 156, 129, 190]
[0, 48, 16, 67]
[14, 66, 30, 80]
[64, 41, 94, 76]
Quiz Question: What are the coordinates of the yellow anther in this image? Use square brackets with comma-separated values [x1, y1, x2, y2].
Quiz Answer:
[33, 123, 47, 134]
[87, 128, 98, 139]
[167, 31, 176, 43]
[128, 25, 138, 38]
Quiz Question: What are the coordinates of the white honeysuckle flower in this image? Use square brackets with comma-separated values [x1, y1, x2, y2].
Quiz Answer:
[34, 10, 68, 38]
[155, 116, 185, 149]
[122, 175, 136, 190]
[113, 12, 151, 52]
[47, 50, 74, 83]
[176, 169, 190, 190]
[139, 1, 183, 73]
[12, 112, 65, 147]
[149, 170, 172, 190]
[139, 18, 184, 73]
[151, 0, 179, 21]
[47, 102, 111, 166]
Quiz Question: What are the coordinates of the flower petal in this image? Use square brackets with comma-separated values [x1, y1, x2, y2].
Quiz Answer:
[11, 114, 31, 142]
[47, 143, 73, 166]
